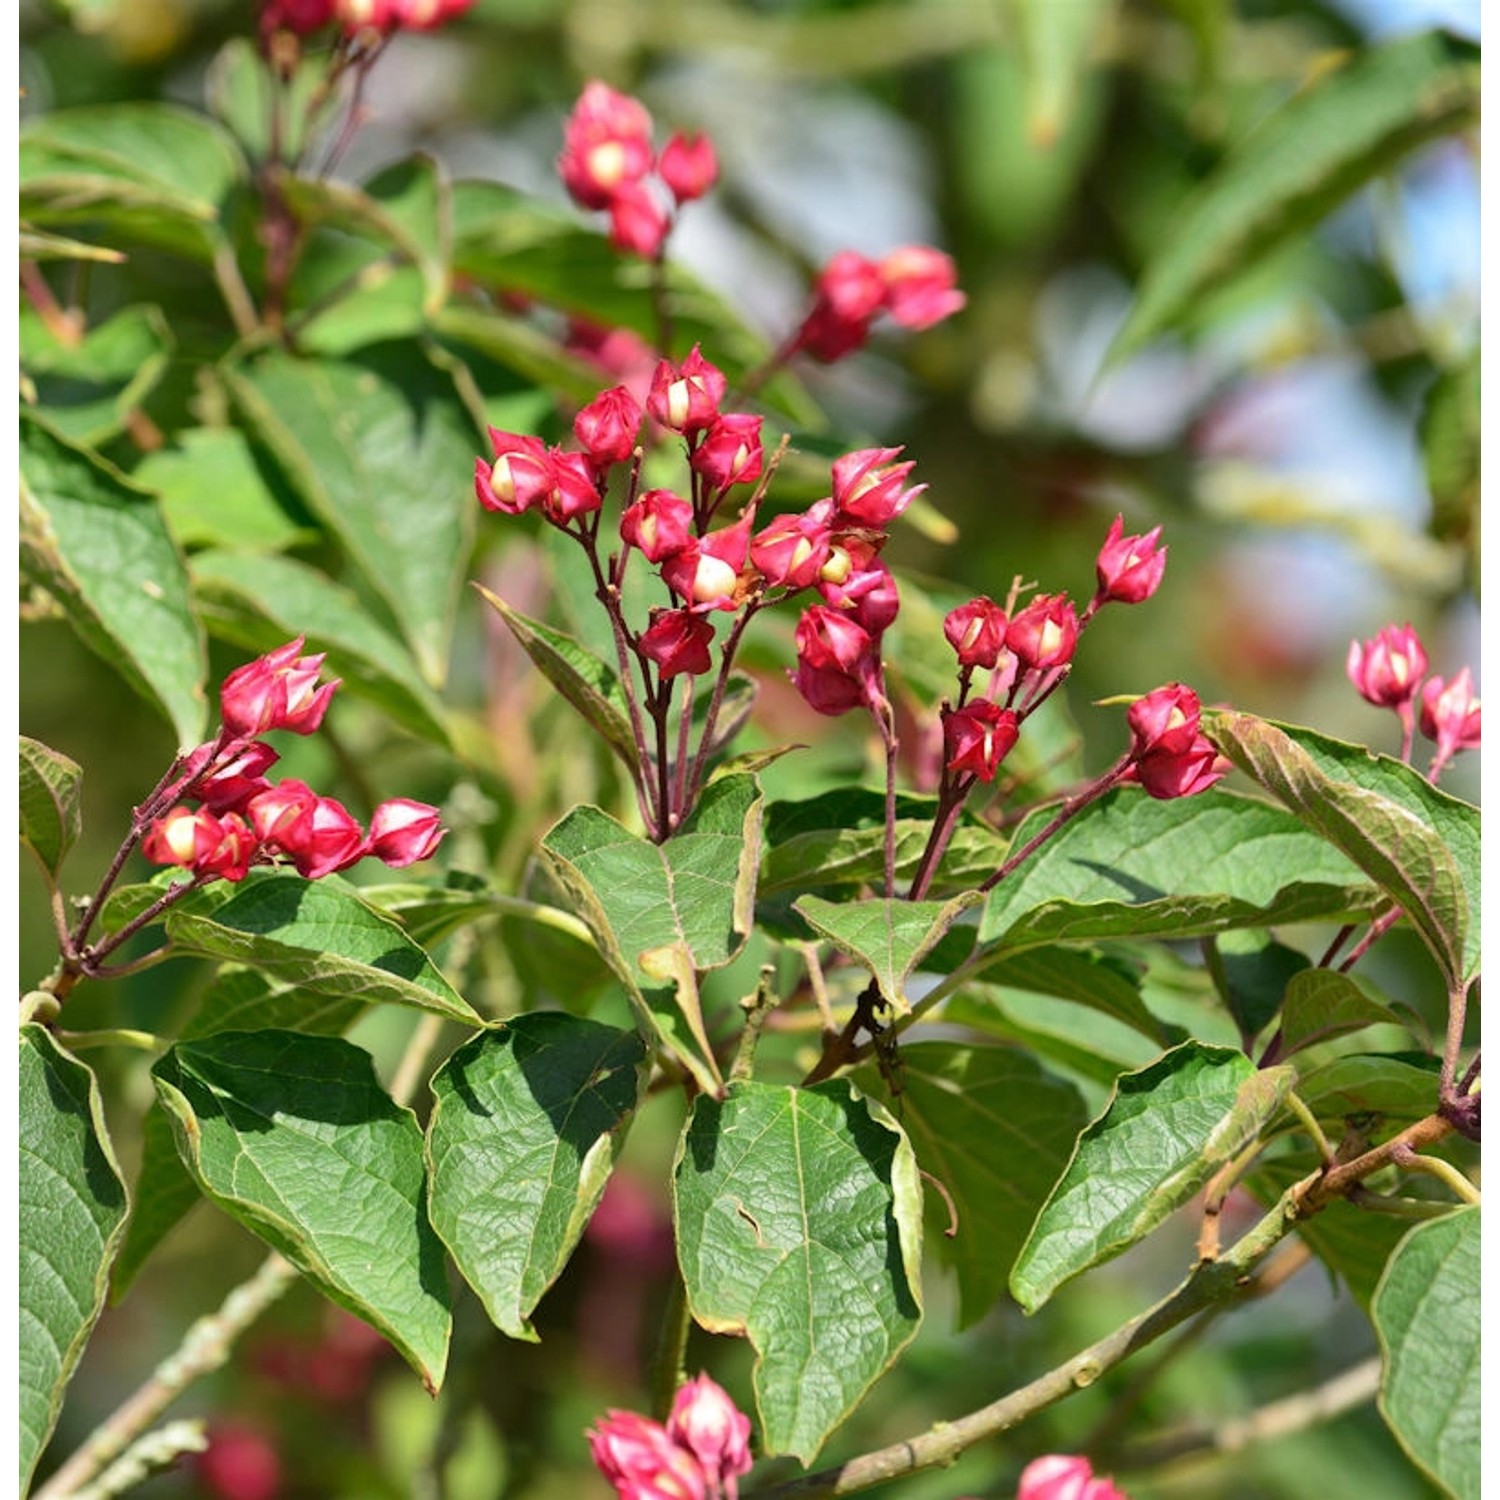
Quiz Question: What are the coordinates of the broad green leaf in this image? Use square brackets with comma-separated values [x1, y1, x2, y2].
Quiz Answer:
[190, 548, 452, 748]
[964, 945, 1174, 1045]
[163, 870, 479, 1024]
[18, 226, 126, 263]
[867, 1041, 1088, 1328]
[1206, 711, 1479, 986]
[673, 1079, 922, 1462]
[153, 1031, 451, 1391]
[225, 345, 479, 687]
[288, 254, 428, 356]
[112, 968, 365, 1301]
[20, 413, 208, 747]
[1210, 930, 1310, 1043]
[19, 103, 245, 261]
[1010, 1042, 1295, 1311]
[426, 1015, 648, 1339]
[540, 776, 763, 1094]
[794, 892, 980, 1014]
[1276, 1052, 1440, 1131]
[1003, 0, 1112, 148]
[20, 1026, 129, 1493]
[760, 788, 1008, 898]
[1373, 1206, 1480, 1500]
[1274, 969, 1400, 1059]
[206, 37, 338, 165]
[431, 302, 605, 406]
[20, 303, 173, 445]
[132, 428, 312, 552]
[1109, 31, 1480, 363]
[979, 787, 1377, 952]
[475, 585, 638, 774]
[19, 736, 83, 881]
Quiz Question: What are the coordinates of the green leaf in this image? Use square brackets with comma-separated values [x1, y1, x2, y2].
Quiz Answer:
[1206, 711, 1480, 987]
[1211, 930, 1310, 1042]
[1373, 1206, 1480, 1500]
[20, 412, 208, 747]
[1010, 1042, 1294, 1311]
[1109, 31, 1480, 363]
[1003, 0, 1112, 149]
[190, 548, 452, 748]
[112, 968, 365, 1301]
[225, 344, 479, 687]
[163, 870, 479, 1024]
[132, 428, 312, 553]
[1274, 969, 1400, 1059]
[426, 1015, 648, 1339]
[153, 1031, 451, 1391]
[540, 776, 763, 1094]
[793, 893, 980, 1014]
[20, 736, 84, 881]
[1421, 348, 1479, 581]
[1277, 1052, 1439, 1131]
[206, 37, 337, 165]
[19, 102, 246, 261]
[19, 1026, 129, 1494]
[474, 585, 638, 774]
[430, 302, 605, 406]
[18, 225, 126, 263]
[673, 1079, 922, 1462]
[869, 1042, 1088, 1328]
[760, 788, 1008, 898]
[978, 787, 1377, 952]
[20, 303, 173, 445]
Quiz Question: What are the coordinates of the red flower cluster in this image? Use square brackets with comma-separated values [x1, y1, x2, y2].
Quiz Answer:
[589, 1373, 752, 1500]
[1347, 622, 1480, 777]
[141, 639, 445, 884]
[558, 82, 718, 259]
[260, 0, 471, 36]
[1122, 683, 1226, 800]
[793, 244, 965, 362]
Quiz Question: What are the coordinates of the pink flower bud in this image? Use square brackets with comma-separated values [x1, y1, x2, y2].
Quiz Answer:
[817, 559, 900, 635]
[641, 609, 716, 679]
[1419, 668, 1481, 762]
[1006, 594, 1079, 672]
[143, 806, 226, 869]
[667, 1374, 753, 1499]
[830, 447, 922, 527]
[943, 597, 1008, 670]
[588, 1410, 708, 1500]
[336, 0, 398, 30]
[1129, 737, 1225, 801]
[943, 701, 1020, 783]
[879, 245, 965, 330]
[1347, 624, 1428, 708]
[795, 251, 885, 362]
[608, 181, 671, 259]
[648, 347, 726, 435]
[1018, 1453, 1129, 1500]
[1095, 514, 1166, 605]
[690, 413, 764, 491]
[198, 1423, 283, 1500]
[220, 638, 340, 739]
[659, 131, 719, 204]
[262, 0, 335, 34]
[574, 384, 644, 467]
[187, 740, 281, 814]
[750, 511, 832, 590]
[661, 519, 751, 612]
[477, 431, 555, 515]
[367, 799, 445, 867]
[389, 0, 473, 28]
[543, 449, 604, 523]
[622, 488, 695, 563]
[797, 605, 876, 674]
[249, 781, 366, 879]
[1126, 683, 1202, 759]
[558, 82, 655, 211]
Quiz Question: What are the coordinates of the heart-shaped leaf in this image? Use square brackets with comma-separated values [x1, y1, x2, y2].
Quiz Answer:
[153, 1030, 452, 1391]
[426, 1014, 648, 1339]
[673, 1079, 922, 1463]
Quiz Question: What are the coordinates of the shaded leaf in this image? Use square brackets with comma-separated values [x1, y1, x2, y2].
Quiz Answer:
[1275, 969, 1400, 1059]
[1206, 711, 1479, 986]
[794, 892, 980, 1014]
[673, 1079, 922, 1462]
[1373, 1206, 1480, 1500]
[426, 1015, 648, 1339]
[18, 226, 126, 263]
[163, 869, 479, 1024]
[431, 301, 605, 406]
[1010, 1042, 1294, 1311]
[979, 787, 1378, 952]
[20, 412, 208, 747]
[225, 345, 479, 687]
[1211, 929, 1310, 1042]
[1276, 1052, 1440, 1132]
[866, 1041, 1088, 1327]
[109, 1101, 200, 1306]
[20, 736, 84, 881]
[153, 1030, 451, 1390]
[206, 37, 338, 165]
[19, 1026, 129, 1493]
[1110, 31, 1479, 362]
